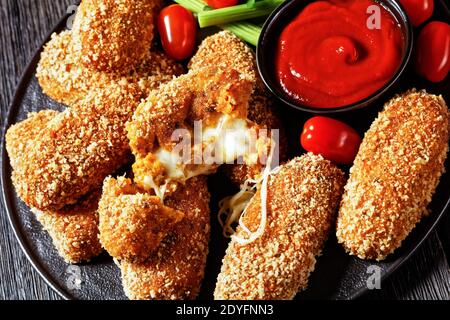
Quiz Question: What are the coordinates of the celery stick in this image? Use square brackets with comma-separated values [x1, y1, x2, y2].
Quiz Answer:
[175, 0, 207, 13]
[198, 0, 283, 28]
[174, 0, 265, 45]
[222, 22, 262, 46]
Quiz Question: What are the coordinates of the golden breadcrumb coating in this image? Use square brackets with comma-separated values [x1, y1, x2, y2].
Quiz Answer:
[117, 176, 210, 300]
[6, 111, 102, 263]
[214, 153, 345, 300]
[6, 110, 58, 169]
[9, 83, 144, 212]
[72, 0, 160, 74]
[336, 90, 450, 261]
[98, 176, 184, 262]
[188, 31, 257, 83]
[37, 30, 183, 106]
[32, 191, 102, 264]
[127, 67, 254, 193]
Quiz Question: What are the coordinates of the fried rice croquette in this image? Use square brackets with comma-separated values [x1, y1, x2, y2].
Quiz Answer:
[6, 111, 102, 263]
[6, 110, 58, 170]
[10, 83, 147, 212]
[98, 176, 184, 262]
[117, 177, 210, 300]
[37, 30, 183, 106]
[190, 31, 286, 185]
[127, 66, 255, 196]
[214, 153, 345, 300]
[189, 31, 257, 82]
[336, 90, 450, 261]
[32, 191, 102, 263]
[72, 0, 160, 74]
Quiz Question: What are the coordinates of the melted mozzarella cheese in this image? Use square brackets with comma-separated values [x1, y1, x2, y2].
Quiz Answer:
[147, 115, 266, 203]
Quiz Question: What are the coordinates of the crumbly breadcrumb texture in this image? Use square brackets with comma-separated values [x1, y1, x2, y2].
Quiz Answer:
[118, 177, 210, 300]
[189, 31, 257, 84]
[214, 153, 345, 300]
[336, 90, 450, 261]
[72, 0, 160, 74]
[98, 176, 184, 262]
[36, 30, 183, 106]
[6, 110, 58, 170]
[32, 191, 102, 264]
[6, 111, 102, 263]
[9, 83, 145, 211]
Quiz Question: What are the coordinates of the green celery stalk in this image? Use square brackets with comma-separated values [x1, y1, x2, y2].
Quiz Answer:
[173, 0, 267, 45]
[175, 0, 208, 13]
[198, 0, 283, 28]
[221, 22, 262, 46]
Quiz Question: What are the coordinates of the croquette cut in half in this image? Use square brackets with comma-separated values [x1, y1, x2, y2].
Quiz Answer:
[336, 90, 450, 261]
[115, 177, 211, 300]
[189, 31, 287, 185]
[98, 176, 184, 263]
[222, 92, 288, 186]
[127, 31, 286, 199]
[214, 153, 345, 300]
[6, 111, 102, 263]
[72, 0, 161, 74]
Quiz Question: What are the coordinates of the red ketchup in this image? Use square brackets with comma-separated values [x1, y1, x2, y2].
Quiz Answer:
[276, 0, 404, 109]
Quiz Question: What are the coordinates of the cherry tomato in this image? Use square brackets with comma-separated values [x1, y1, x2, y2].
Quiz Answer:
[207, 0, 239, 9]
[157, 5, 197, 61]
[415, 21, 450, 83]
[399, 0, 434, 26]
[300, 117, 361, 165]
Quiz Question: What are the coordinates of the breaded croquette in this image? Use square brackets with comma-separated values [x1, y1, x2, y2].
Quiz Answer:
[72, 0, 160, 74]
[189, 31, 257, 82]
[32, 191, 102, 264]
[117, 177, 210, 300]
[37, 30, 183, 106]
[214, 154, 345, 300]
[6, 110, 58, 169]
[98, 176, 184, 262]
[10, 83, 145, 212]
[189, 31, 285, 185]
[336, 90, 450, 261]
[127, 66, 256, 197]
[6, 111, 102, 263]
[127, 32, 283, 199]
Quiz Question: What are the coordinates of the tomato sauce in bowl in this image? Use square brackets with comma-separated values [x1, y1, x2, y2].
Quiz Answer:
[275, 0, 404, 109]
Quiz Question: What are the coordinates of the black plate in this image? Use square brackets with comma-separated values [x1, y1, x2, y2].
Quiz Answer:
[1, 1, 450, 300]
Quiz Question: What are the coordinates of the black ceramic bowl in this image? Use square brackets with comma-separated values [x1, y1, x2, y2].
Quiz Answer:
[256, 0, 413, 114]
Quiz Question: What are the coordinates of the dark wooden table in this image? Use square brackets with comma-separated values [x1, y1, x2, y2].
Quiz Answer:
[1, 0, 449, 300]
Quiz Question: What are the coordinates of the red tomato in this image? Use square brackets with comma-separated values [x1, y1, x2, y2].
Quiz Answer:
[300, 117, 361, 165]
[157, 5, 197, 61]
[399, 0, 434, 26]
[207, 0, 239, 9]
[415, 21, 450, 83]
